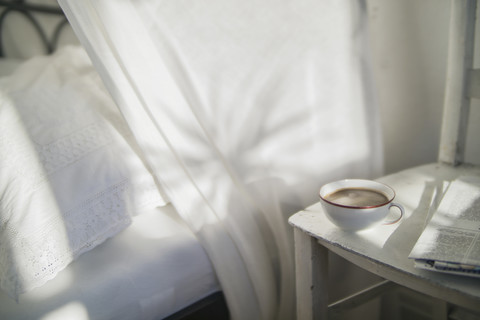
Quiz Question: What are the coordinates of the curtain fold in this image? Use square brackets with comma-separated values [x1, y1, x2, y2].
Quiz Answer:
[58, 1, 383, 319]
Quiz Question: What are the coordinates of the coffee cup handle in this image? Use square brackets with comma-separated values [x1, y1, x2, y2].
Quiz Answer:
[383, 203, 404, 225]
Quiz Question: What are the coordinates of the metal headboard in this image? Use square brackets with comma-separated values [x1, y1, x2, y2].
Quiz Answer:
[0, 0, 68, 57]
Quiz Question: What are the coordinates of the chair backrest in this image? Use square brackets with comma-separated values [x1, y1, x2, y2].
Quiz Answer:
[439, 0, 478, 165]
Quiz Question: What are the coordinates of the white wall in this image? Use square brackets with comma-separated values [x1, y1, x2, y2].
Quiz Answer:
[367, 0, 480, 174]
[3, 0, 479, 174]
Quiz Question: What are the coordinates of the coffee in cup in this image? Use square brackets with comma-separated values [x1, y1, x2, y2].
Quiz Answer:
[323, 187, 389, 207]
[319, 179, 404, 231]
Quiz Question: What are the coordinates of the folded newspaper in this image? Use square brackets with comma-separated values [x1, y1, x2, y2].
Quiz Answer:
[409, 175, 480, 278]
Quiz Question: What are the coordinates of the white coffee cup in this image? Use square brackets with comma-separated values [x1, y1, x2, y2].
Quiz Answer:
[319, 179, 404, 231]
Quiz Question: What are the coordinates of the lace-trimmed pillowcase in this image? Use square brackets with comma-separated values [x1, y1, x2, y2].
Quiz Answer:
[0, 46, 168, 299]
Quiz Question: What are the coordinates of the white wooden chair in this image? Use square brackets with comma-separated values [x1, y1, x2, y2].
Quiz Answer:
[439, 0, 479, 167]
[336, 0, 480, 315]
[289, 1, 480, 319]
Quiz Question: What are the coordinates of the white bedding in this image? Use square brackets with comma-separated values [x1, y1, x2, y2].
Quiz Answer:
[0, 204, 220, 320]
[0, 46, 220, 318]
[0, 46, 170, 298]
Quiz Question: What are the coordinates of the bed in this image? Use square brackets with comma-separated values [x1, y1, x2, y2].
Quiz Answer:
[0, 2, 228, 319]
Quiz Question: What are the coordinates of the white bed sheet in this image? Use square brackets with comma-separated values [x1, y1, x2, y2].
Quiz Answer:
[0, 204, 220, 320]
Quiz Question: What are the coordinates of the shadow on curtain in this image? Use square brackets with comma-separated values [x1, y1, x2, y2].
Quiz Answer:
[58, 1, 384, 319]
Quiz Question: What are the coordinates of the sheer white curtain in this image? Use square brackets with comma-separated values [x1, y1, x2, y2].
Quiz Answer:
[58, 0, 383, 319]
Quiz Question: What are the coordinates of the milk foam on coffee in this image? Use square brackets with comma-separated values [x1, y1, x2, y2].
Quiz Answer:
[325, 187, 388, 207]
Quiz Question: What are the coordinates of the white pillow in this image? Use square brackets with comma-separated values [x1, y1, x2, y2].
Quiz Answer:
[0, 46, 168, 299]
